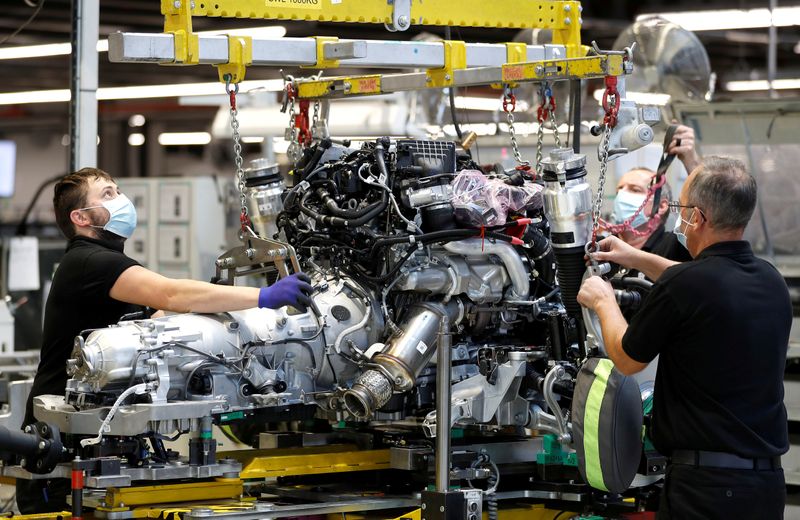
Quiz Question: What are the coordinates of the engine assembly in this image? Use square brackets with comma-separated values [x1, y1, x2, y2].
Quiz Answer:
[24, 138, 658, 516]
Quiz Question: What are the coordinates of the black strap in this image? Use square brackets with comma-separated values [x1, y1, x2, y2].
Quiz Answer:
[671, 449, 781, 471]
[649, 124, 680, 218]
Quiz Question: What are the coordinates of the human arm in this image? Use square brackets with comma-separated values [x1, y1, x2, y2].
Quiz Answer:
[668, 124, 701, 174]
[110, 266, 312, 314]
[577, 276, 647, 375]
[591, 236, 679, 281]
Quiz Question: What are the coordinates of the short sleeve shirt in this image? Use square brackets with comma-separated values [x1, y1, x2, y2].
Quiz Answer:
[621, 241, 791, 458]
[25, 236, 141, 425]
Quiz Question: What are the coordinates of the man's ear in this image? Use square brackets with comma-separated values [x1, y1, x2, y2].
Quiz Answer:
[657, 197, 669, 216]
[70, 208, 90, 229]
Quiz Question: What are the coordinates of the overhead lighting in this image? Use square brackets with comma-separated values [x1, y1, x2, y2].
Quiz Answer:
[725, 79, 800, 91]
[592, 88, 671, 106]
[158, 132, 212, 146]
[0, 79, 284, 106]
[0, 26, 285, 61]
[453, 96, 530, 112]
[639, 7, 800, 31]
[128, 133, 145, 146]
[241, 136, 265, 144]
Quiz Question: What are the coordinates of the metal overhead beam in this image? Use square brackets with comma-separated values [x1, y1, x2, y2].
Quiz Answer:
[108, 33, 564, 70]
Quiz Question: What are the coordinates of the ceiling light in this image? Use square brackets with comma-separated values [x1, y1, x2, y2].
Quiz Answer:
[128, 114, 146, 127]
[592, 88, 671, 106]
[639, 7, 800, 31]
[453, 96, 529, 112]
[241, 136, 265, 143]
[0, 26, 285, 61]
[128, 133, 145, 146]
[0, 79, 284, 106]
[725, 79, 800, 91]
[158, 132, 212, 146]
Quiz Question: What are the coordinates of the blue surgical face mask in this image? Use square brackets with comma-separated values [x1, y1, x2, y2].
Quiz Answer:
[673, 208, 696, 251]
[81, 193, 138, 239]
[612, 190, 649, 228]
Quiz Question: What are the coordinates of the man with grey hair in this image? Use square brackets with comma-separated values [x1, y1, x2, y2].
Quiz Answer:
[578, 156, 790, 519]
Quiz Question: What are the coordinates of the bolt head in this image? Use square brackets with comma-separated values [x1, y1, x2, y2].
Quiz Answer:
[578, 17, 583, 25]
[444, 74, 451, 81]
[535, 65, 544, 75]
[19, 459, 26, 467]
[421, 504, 427, 510]
[439, 506, 445, 512]
[426, 76, 432, 83]
[173, 0, 181, 8]
[564, 17, 571, 25]
[38, 441, 46, 450]
[397, 15, 409, 28]
[563, 4, 571, 11]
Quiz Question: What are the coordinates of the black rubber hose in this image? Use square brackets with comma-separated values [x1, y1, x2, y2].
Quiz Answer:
[301, 138, 332, 178]
[316, 187, 384, 218]
[16, 173, 64, 236]
[553, 246, 586, 318]
[612, 276, 654, 293]
[299, 189, 388, 228]
[0, 425, 39, 456]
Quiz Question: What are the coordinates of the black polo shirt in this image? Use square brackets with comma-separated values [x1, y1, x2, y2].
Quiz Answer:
[622, 241, 790, 458]
[24, 236, 140, 425]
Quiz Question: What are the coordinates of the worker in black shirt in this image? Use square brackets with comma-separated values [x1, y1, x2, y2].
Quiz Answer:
[578, 156, 790, 519]
[18, 168, 314, 514]
[604, 124, 699, 267]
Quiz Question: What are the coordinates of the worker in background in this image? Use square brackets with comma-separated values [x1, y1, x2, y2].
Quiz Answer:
[605, 125, 699, 267]
[17, 167, 314, 514]
[578, 156, 789, 519]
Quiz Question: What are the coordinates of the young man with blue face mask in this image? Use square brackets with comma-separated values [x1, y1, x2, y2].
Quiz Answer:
[18, 168, 314, 514]
[578, 157, 790, 519]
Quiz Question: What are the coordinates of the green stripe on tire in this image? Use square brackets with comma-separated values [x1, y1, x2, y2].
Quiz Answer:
[583, 358, 614, 492]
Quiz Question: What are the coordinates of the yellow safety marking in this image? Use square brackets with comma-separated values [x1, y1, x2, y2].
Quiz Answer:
[215, 35, 253, 83]
[221, 445, 391, 478]
[301, 36, 340, 69]
[161, 0, 199, 65]
[105, 479, 243, 508]
[426, 40, 467, 88]
[501, 55, 624, 83]
[183, 0, 580, 31]
[296, 74, 383, 99]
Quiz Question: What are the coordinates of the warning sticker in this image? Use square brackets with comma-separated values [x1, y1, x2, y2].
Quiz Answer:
[416, 340, 428, 355]
[265, 0, 323, 10]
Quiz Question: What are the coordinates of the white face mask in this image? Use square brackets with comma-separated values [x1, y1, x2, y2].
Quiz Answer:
[79, 193, 138, 239]
[673, 207, 697, 250]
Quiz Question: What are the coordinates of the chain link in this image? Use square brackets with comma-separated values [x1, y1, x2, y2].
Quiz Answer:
[312, 99, 320, 128]
[225, 77, 248, 220]
[588, 125, 612, 251]
[535, 117, 544, 177]
[502, 89, 529, 168]
[549, 109, 562, 149]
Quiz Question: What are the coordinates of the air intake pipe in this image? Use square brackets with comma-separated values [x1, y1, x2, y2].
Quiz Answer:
[540, 148, 593, 318]
[344, 302, 460, 418]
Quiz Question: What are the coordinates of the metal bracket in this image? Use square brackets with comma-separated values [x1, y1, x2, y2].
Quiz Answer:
[214, 236, 301, 285]
[426, 40, 467, 88]
[301, 36, 341, 69]
[162, 0, 199, 65]
[389, 0, 412, 32]
[215, 35, 253, 84]
[493, 41, 528, 89]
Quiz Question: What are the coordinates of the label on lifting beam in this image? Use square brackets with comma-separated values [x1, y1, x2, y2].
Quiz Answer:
[264, 0, 323, 10]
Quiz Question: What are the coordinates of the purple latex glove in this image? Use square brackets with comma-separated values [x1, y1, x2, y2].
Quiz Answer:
[258, 273, 313, 311]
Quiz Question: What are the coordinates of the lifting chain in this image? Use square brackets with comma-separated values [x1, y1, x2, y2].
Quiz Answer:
[600, 176, 666, 237]
[502, 86, 530, 172]
[535, 83, 562, 177]
[224, 75, 251, 233]
[280, 73, 303, 166]
[586, 75, 622, 260]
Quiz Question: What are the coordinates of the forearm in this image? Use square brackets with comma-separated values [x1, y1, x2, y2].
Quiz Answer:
[164, 279, 259, 314]
[629, 250, 679, 281]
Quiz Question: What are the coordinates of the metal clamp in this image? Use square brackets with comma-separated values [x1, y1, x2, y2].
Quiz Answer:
[492, 42, 528, 89]
[215, 35, 253, 84]
[426, 40, 467, 88]
[162, 0, 199, 65]
[302, 36, 341, 69]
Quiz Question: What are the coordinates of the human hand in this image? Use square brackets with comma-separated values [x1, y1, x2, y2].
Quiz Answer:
[668, 123, 701, 173]
[589, 235, 641, 270]
[577, 276, 616, 311]
[258, 273, 313, 311]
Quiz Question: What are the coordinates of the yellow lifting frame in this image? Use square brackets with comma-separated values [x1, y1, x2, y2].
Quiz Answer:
[301, 36, 341, 69]
[215, 35, 253, 83]
[426, 40, 467, 88]
[158, 0, 587, 80]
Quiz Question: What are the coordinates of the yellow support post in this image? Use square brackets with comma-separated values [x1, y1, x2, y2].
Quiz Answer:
[215, 35, 253, 84]
[161, 0, 199, 65]
[426, 40, 467, 88]
[301, 36, 341, 69]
